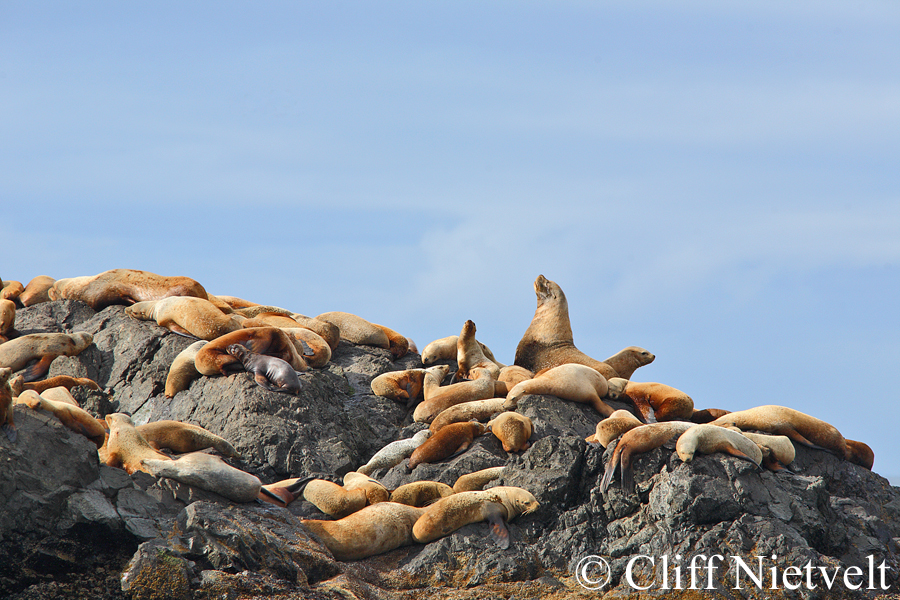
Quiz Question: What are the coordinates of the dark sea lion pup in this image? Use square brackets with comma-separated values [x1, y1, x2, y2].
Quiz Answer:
[226, 344, 302, 395]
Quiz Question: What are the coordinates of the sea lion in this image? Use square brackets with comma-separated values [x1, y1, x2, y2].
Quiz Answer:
[241, 312, 340, 356]
[0, 280, 24, 302]
[18, 275, 56, 307]
[193, 327, 308, 376]
[514, 275, 654, 379]
[724, 429, 795, 471]
[452, 466, 506, 493]
[602, 347, 657, 381]
[136, 420, 239, 457]
[103, 413, 172, 474]
[301, 475, 390, 519]
[125, 296, 243, 340]
[164, 340, 207, 398]
[422, 364, 451, 399]
[690, 408, 731, 424]
[372, 323, 409, 360]
[676, 424, 763, 466]
[302, 502, 426, 561]
[605, 378, 694, 422]
[225, 344, 303, 395]
[600, 421, 695, 493]
[708, 405, 871, 469]
[413, 377, 507, 424]
[586, 409, 643, 447]
[411, 486, 539, 548]
[406, 337, 418, 355]
[504, 363, 613, 417]
[356, 430, 432, 476]
[10, 374, 101, 396]
[421, 335, 501, 367]
[38, 386, 80, 407]
[429, 398, 506, 434]
[141, 451, 262, 503]
[0, 367, 15, 441]
[844, 440, 875, 471]
[280, 328, 331, 368]
[0, 299, 15, 342]
[0, 331, 93, 381]
[48, 269, 210, 310]
[456, 320, 500, 380]
[314, 311, 391, 350]
[213, 295, 260, 310]
[389, 481, 455, 507]
[289, 314, 341, 351]
[371, 368, 430, 405]
[258, 477, 313, 507]
[408, 421, 486, 468]
[487, 412, 533, 452]
[498, 365, 534, 388]
[16, 390, 106, 447]
[342, 471, 390, 505]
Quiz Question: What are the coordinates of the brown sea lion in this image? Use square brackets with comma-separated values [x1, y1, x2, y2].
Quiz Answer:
[421, 335, 501, 368]
[408, 421, 486, 468]
[487, 411, 533, 452]
[690, 408, 731, 424]
[372, 323, 409, 360]
[0, 332, 93, 381]
[225, 344, 303, 395]
[136, 420, 238, 457]
[315, 311, 391, 350]
[18, 276, 57, 307]
[103, 413, 172, 474]
[193, 327, 308, 376]
[241, 313, 337, 360]
[413, 378, 507, 423]
[342, 471, 390, 505]
[302, 473, 389, 519]
[10, 374, 101, 396]
[504, 363, 613, 417]
[456, 320, 500, 381]
[411, 486, 539, 548]
[0, 280, 25, 302]
[280, 328, 331, 368]
[125, 297, 243, 340]
[586, 409, 643, 447]
[302, 502, 426, 561]
[452, 466, 506, 493]
[676, 424, 763, 466]
[514, 275, 654, 379]
[389, 481, 455, 507]
[48, 269, 210, 310]
[600, 421, 695, 493]
[0, 299, 15, 342]
[164, 340, 207, 398]
[429, 398, 506, 434]
[0, 367, 15, 441]
[15, 390, 106, 447]
[371, 368, 429, 406]
[141, 451, 262, 503]
[606, 378, 694, 422]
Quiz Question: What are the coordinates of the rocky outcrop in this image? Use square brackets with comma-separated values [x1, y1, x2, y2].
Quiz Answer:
[1, 300, 898, 599]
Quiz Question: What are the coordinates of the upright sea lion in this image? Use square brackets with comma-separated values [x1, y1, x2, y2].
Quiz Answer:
[18, 275, 56, 307]
[413, 377, 507, 423]
[193, 327, 308, 376]
[164, 340, 207, 398]
[411, 486, 539, 548]
[125, 297, 243, 340]
[136, 420, 238, 457]
[676, 424, 763, 466]
[103, 413, 172, 474]
[0, 299, 15, 342]
[48, 269, 210, 310]
[586, 409, 642, 447]
[487, 412, 533, 452]
[504, 363, 613, 417]
[141, 451, 262, 503]
[421, 335, 501, 367]
[389, 481, 455, 507]
[408, 421, 486, 468]
[452, 466, 506, 493]
[0, 332, 94, 381]
[226, 344, 303, 395]
[514, 275, 654, 379]
[456, 320, 500, 381]
[314, 311, 391, 350]
[429, 398, 506, 434]
[0, 367, 15, 441]
[356, 430, 432, 476]
[600, 421, 695, 493]
[708, 405, 871, 469]
[605, 378, 694, 422]
[15, 390, 106, 447]
[302, 502, 426, 561]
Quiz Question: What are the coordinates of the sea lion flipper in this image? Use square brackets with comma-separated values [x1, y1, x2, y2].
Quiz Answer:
[253, 373, 278, 392]
[599, 456, 617, 493]
[299, 340, 315, 357]
[484, 503, 510, 549]
[724, 447, 760, 465]
[2, 423, 17, 443]
[22, 355, 54, 382]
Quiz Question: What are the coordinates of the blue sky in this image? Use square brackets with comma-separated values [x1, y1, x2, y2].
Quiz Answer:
[3, 2, 899, 480]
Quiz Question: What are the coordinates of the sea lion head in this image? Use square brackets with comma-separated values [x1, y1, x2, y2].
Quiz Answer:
[605, 377, 629, 400]
[494, 486, 540, 519]
[124, 301, 157, 320]
[0, 367, 12, 386]
[533, 275, 564, 305]
[71, 332, 94, 351]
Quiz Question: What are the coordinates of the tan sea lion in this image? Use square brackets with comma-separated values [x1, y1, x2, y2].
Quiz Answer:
[690, 408, 731, 424]
[226, 344, 303, 395]
[606, 378, 694, 422]
[0, 367, 15, 441]
[103, 413, 172, 474]
[498, 365, 534, 388]
[456, 320, 500, 380]
[302, 502, 426, 561]
[514, 275, 654, 379]
[413, 378, 507, 424]
[18, 275, 57, 307]
[487, 412, 533, 452]
[0, 332, 93, 381]
[212, 295, 260, 309]
[314, 311, 391, 350]
[421, 335, 501, 367]
[1, 280, 24, 302]
[708, 405, 870, 469]
[372, 323, 409, 360]
[586, 409, 643, 447]
[429, 398, 506, 434]
[16, 390, 106, 447]
[302, 475, 389, 519]
[136, 420, 238, 457]
[39, 386, 80, 407]
[452, 466, 505, 493]
[281, 328, 331, 368]
[602, 347, 657, 381]
[356, 430, 432, 476]
[600, 421, 695, 493]
[422, 364, 451, 399]
[412, 486, 539, 548]
[125, 297, 243, 340]
[193, 327, 308, 376]
[241, 313, 337, 361]
[48, 269, 210, 310]
[141, 451, 262, 503]
[371, 368, 429, 405]
[389, 481, 455, 507]
[724, 429, 795, 471]
[10, 374, 101, 396]
[289, 314, 341, 351]
[164, 340, 207, 398]
[0, 299, 15, 342]
[408, 421, 486, 468]
[342, 471, 390, 505]
[504, 363, 613, 417]
[676, 424, 763, 466]
[406, 337, 418, 355]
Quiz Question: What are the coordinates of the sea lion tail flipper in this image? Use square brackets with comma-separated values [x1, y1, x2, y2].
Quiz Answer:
[253, 374, 278, 392]
[283, 476, 316, 495]
[599, 455, 618, 493]
[484, 503, 510, 549]
[167, 324, 200, 340]
[22, 356, 54, 382]
[724, 447, 760, 465]
[299, 340, 315, 357]
[258, 486, 288, 505]
[2, 423, 17, 443]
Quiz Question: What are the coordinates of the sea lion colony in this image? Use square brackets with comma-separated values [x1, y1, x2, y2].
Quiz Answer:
[0, 269, 876, 563]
